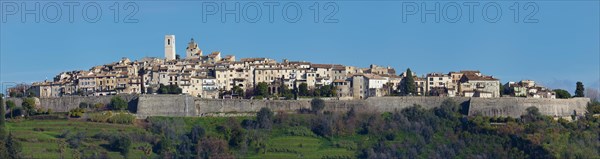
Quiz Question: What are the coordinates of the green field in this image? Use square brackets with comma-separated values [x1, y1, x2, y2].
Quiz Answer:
[5, 117, 358, 159]
[7, 119, 152, 158]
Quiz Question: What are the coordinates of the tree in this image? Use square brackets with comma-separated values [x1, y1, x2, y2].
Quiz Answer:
[0, 140, 8, 159]
[158, 84, 183, 94]
[110, 135, 131, 158]
[110, 96, 128, 111]
[299, 83, 309, 96]
[5, 100, 16, 119]
[522, 107, 542, 123]
[189, 124, 206, 142]
[399, 68, 417, 96]
[499, 82, 505, 96]
[0, 96, 6, 139]
[21, 97, 36, 116]
[574, 81, 585, 97]
[279, 85, 293, 100]
[311, 98, 325, 113]
[232, 86, 244, 97]
[256, 107, 273, 129]
[6, 132, 22, 159]
[197, 137, 233, 159]
[553, 89, 571, 99]
[255, 82, 269, 97]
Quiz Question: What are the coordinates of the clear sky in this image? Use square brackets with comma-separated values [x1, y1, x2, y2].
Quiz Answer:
[1, 1, 599, 94]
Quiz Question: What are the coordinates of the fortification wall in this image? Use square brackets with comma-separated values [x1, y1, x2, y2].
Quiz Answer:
[4, 95, 137, 112]
[468, 97, 591, 118]
[4, 95, 592, 119]
[366, 97, 471, 112]
[136, 95, 195, 118]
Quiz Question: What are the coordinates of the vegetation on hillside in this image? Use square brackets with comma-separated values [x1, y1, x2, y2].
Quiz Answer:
[2, 98, 600, 158]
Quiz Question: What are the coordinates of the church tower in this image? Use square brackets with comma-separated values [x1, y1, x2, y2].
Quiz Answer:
[186, 38, 203, 59]
[165, 35, 176, 60]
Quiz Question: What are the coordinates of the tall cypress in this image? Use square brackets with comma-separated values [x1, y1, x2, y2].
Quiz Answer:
[6, 132, 21, 159]
[574, 82, 585, 97]
[399, 68, 417, 96]
[0, 96, 6, 139]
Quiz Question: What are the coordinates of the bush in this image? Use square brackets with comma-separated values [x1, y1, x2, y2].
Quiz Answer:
[94, 103, 105, 110]
[11, 107, 24, 118]
[108, 112, 135, 124]
[67, 132, 86, 148]
[109, 96, 128, 111]
[21, 97, 37, 116]
[109, 134, 132, 157]
[79, 102, 92, 109]
[88, 111, 113, 123]
[256, 107, 273, 129]
[68, 108, 85, 118]
[311, 98, 325, 113]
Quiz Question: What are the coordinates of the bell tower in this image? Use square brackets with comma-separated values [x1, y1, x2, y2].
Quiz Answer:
[186, 38, 203, 59]
[165, 35, 176, 60]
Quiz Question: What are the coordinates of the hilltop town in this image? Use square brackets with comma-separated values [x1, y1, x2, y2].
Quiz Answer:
[23, 35, 557, 99]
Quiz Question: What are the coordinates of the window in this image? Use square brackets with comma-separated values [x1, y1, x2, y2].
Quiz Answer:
[167, 39, 171, 45]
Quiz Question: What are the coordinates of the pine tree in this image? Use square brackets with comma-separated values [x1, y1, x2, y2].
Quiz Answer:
[575, 81, 585, 97]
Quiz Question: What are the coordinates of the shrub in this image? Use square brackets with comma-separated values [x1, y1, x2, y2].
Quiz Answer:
[21, 97, 37, 116]
[109, 134, 132, 157]
[58, 130, 71, 138]
[189, 124, 206, 142]
[79, 102, 92, 109]
[256, 107, 273, 129]
[109, 96, 128, 111]
[285, 126, 316, 137]
[88, 111, 113, 123]
[68, 108, 85, 118]
[66, 132, 86, 148]
[311, 98, 325, 113]
[94, 103, 105, 110]
[108, 112, 135, 124]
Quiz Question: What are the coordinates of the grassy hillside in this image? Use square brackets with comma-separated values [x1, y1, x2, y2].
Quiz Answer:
[3, 99, 600, 158]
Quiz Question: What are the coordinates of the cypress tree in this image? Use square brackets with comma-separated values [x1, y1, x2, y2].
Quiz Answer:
[6, 132, 22, 159]
[0, 96, 6, 139]
[574, 81, 585, 97]
[399, 68, 417, 96]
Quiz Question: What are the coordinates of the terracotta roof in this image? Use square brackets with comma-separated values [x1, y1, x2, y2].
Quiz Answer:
[462, 74, 498, 81]
[311, 64, 337, 68]
[241, 58, 269, 62]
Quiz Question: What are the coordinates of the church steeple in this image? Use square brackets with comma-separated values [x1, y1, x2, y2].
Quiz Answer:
[186, 37, 202, 58]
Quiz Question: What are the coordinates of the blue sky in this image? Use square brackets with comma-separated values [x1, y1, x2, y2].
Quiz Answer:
[1, 1, 599, 94]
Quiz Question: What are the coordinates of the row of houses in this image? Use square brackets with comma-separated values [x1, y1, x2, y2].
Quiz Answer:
[26, 35, 555, 99]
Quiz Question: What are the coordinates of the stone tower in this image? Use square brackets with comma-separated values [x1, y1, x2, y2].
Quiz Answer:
[165, 35, 176, 60]
[186, 38, 203, 59]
